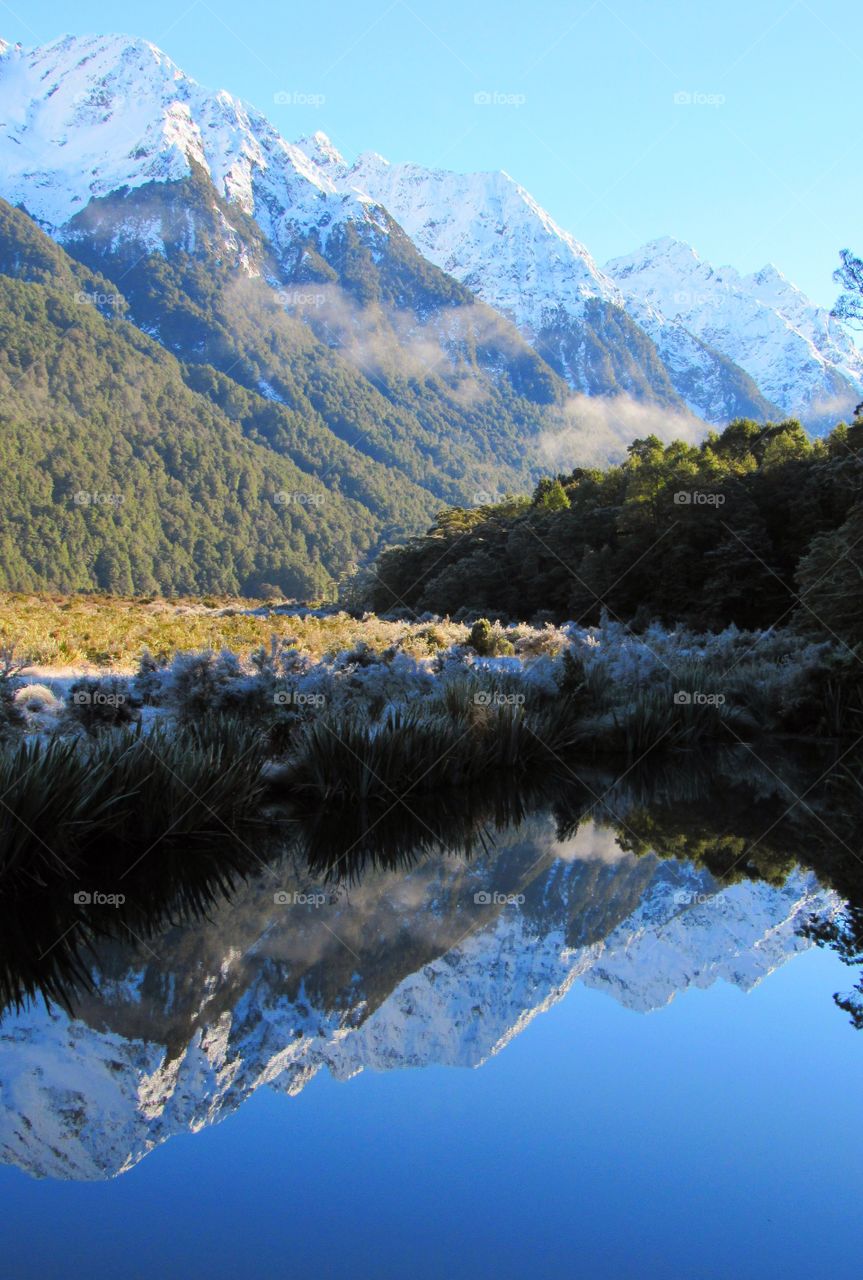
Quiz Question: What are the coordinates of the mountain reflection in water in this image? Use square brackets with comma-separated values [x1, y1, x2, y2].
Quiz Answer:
[0, 747, 859, 1181]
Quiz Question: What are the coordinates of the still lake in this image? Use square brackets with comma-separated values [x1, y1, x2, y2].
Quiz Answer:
[1, 766, 862, 1279]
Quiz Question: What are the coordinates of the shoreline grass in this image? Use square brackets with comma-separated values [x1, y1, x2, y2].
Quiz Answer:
[0, 599, 859, 878]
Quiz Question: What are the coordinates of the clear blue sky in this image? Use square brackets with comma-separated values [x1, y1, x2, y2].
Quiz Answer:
[4, 0, 860, 309]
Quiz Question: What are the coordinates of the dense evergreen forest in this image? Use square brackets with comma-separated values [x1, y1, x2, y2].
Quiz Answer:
[0, 191, 562, 596]
[366, 415, 863, 640]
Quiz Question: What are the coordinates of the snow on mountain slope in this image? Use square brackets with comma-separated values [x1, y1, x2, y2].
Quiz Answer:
[616, 295, 782, 424]
[0, 35, 384, 256]
[324, 145, 621, 333]
[297, 140, 780, 424]
[606, 238, 863, 424]
[584, 867, 826, 1012]
[0, 33, 857, 432]
[0, 823, 837, 1181]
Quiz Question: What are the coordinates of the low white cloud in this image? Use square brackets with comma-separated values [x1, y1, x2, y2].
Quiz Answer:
[805, 389, 861, 425]
[550, 819, 635, 865]
[538, 393, 706, 470]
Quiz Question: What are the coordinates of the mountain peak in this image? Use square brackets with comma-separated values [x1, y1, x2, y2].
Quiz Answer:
[340, 151, 620, 334]
[295, 130, 346, 173]
[0, 32, 380, 237]
[646, 234, 694, 253]
[31, 31, 185, 79]
[605, 238, 863, 422]
[612, 236, 702, 271]
[750, 262, 786, 284]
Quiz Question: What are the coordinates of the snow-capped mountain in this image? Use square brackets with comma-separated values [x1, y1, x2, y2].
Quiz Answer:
[302, 140, 778, 423]
[0, 30, 582, 549]
[299, 136, 862, 428]
[0, 34, 383, 254]
[0, 32, 789, 437]
[0, 29, 859, 451]
[304, 136, 621, 333]
[606, 238, 863, 425]
[0, 818, 837, 1181]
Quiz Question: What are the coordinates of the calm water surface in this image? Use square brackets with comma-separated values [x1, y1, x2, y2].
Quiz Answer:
[1, 771, 861, 1279]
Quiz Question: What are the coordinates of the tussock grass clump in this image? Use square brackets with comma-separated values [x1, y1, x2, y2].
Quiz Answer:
[14, 683, 59, 711]
[0, 717, 268, 886]
[283, 689, 587, 807]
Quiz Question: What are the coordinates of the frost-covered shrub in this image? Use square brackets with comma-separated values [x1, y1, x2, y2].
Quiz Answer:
[158, 649, 242, 720]
[14, 683, 59, 713]
[519, 655, 562, 700]
[512, 623, 569, 658]
[131, 648, 168, 706]
[552, 620, 841, 737]
[0, 646, 26, 738]
[334, 641, 382, 669]
[328, 650, 435, 719]
[159, 647, 286, 722]
[468, 618, 515, 658]
[66, 677, 138, 734]
[117, 619, 851, 749]
[756, 642, 862, 736]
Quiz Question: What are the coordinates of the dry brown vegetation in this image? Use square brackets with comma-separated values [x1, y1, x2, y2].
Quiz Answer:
[0, 593, 472, 670]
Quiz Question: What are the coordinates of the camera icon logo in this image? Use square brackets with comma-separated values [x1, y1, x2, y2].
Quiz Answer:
[473, 890, 492, 904]
[673, 691, 692, 705]
[673, 491, 692, 505]
[73, 890, 92, 905]
[273, 890, 291, 905]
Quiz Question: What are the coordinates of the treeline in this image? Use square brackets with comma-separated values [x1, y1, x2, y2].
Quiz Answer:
[366, 416, 863, 639]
